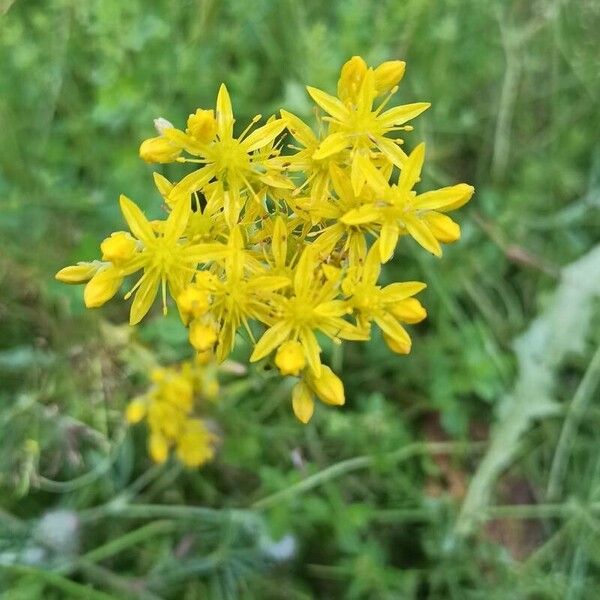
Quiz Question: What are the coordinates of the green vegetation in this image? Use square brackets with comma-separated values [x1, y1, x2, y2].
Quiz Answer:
[1, 0, 599, 597]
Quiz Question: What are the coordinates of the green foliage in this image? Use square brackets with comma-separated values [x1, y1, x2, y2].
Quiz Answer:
[1, 0, 600, 597]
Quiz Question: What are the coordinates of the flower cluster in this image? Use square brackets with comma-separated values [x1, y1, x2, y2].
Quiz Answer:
[57, 56, 473, 445]
[125, 358, 218, 467]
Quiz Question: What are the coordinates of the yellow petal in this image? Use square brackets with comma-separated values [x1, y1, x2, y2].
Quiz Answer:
[216, 83, 234, 139]
[378, 102, 431, 128]
[299, 328, 322, 377]
[164, 190, 192, 242]
[381, 281, 426, 302]
[403, 215, 441, 257]
[398, 143, 425, 192]
[169, 165, 218, 203]
[84, 267, 123, 308]
[375, 313, 412, 352]
[243, 119, 286, 152]
[312, 132, 349, 160]
[379, 221, 400, 262]
[293, 245, 316, 297]
[292, 381, 315, 424]
[415, 183, 474, 211]
[306, 86, 349, 122]
[119, 194, 155, 244]
[129, 270, 160, 325]
[271, 216, 288, 268]
[351, 151, 366, 195]
[161, 128, 204, 155]
[355, 154, 389, 195]
[340, 205, 381, 226]
[153, 172, 173, 199]
[250, 321, 293, 362]
[358, 244, 379, 286]
[375, 137, 408, 169]
[280, 109, 317, 147]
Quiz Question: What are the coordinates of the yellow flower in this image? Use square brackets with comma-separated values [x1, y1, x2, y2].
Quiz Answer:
[153, 85, 290, 212]
[116, 194, 226, 324]
[175, 419, 216, 467]
[198, 227, 290, 362]
[250, 246, 367, 376]
[341, 143, 474, 261]
[337, 56, 406, 103]
[307, 67, 429, 190]
[343, 242, 427, 354]
[58, 56, 475, 429]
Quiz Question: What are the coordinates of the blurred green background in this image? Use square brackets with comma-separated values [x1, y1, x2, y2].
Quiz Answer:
[1, 0, 600, 598]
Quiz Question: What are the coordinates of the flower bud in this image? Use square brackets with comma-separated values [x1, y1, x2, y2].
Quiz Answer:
[275, 340, 306, 376]
[337, 56, 367, 103]
[373, 60, 406, 95]
[383, 332, 412, 355]
[153, 117, 175, 135]
[177, 287, 210, 322]
[307, 365, 345, 406]
[292, 381, 314, 423]
[55, 262, 98, 284]
[189, 318, 218, 351]
[422, 213, 461, 243]
[186, 109, 217, 143]
[149, 433, 169, 464]
[390, 298, 427, 324]
[176, 420, 216, 467]
[139, 136, 181, 163]
[83, 267, 123, 308]
[125, 398, 147, 424]
[100, 232, 137, 265]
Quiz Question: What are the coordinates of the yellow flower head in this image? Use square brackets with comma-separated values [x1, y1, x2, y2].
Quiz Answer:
[58, 56, 474, 429]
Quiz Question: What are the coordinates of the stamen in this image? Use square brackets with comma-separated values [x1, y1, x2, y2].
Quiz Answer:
[124, 272, 148, 300]
[240, 115, 262, 140]
[176, 157, 207, 164]
[374, 86, 399, 116]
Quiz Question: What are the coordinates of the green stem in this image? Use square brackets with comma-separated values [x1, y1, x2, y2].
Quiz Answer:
[0, 564, 116, 600]
[252, 441, 485, 510]
[547, 343, 600, 500]
[80, 520, 177, 565]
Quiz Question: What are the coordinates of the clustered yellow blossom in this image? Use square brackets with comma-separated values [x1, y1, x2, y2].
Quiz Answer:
[57, 56, 473, 447]
[125, 358, 218, 467]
